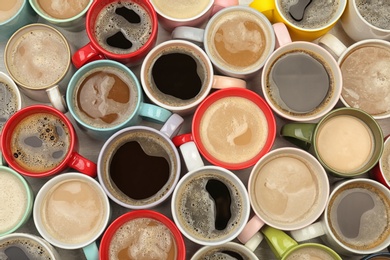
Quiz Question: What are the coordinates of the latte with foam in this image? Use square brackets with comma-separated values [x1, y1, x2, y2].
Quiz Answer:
[37, 0, 90, 19]
[151, 0, 210, 19]
[0, 0, 23, 22]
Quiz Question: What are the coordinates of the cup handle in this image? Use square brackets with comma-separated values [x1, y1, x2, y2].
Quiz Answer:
[160, 114, 184, 139]
[249, 0, 276, 22]
[262, 226, 298, 259]
[237, 215, 265, 244]
[244, 231, 264, 252]
[318, 33, 347, 60]
[139, 103, 172, 124]
[280, 123, 317, 150]
[46, 85, 68, 113]
[212, 75, 247, 89]
[72, 43, 106, 69]
[68, 152, 97, 178]
[172, 134, 204, 172]
[273, 23, 292, 49]
[0, 151, 4, 166]
[82, 242, 99, 260]
[290, 221, 325, 242]
[171, 26, 205, 44]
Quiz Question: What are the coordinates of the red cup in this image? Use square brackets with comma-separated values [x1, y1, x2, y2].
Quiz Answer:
[173, 88, 276, 170]
[72, 0, 158, 68]
[371, 134, 390, 189]
[1, 105, 96, 178]
[99, 210, 186, 260]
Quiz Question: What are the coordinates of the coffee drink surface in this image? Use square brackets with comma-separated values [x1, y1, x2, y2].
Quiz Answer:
[10, 113, 71, 174]
[356, 0, 390, 30]
[152, 0, 210, 19]
[206, 9, 271, 73]
[0, 0, 23, 22]
[0, 81, 18, 132]
[328, 182, 390, 250]
[195, 245, 254, 260]
[37, 0, 90, 19]
[109, 218, 177, 260]
[41, 179, 106, 245]
[316, 115, 374, 174]
[95, 2, 152, 54]
[0, 170, 28, 234]
[340, 45, 390, 116]
[285, 246, 336, 260]
[381, 141, 390, 183]
[199, 96, 268, 164]
[74, 66, 138, 128]
[279, 0, 340, 29]
[0, 236, 53, 259]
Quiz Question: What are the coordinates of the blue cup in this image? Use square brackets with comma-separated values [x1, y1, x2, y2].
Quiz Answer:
[66, 60, 172, 140]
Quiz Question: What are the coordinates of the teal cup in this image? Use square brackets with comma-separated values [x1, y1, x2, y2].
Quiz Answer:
[0, 0, 38, 42]
[66, 59, 172, 140]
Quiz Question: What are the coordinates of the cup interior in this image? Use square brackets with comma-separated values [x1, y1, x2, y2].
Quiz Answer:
[283, 243, 341, 260]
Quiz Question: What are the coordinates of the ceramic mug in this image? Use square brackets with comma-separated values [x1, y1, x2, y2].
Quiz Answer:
[191, 242, 258, 259]
[371, 135, 390, 189]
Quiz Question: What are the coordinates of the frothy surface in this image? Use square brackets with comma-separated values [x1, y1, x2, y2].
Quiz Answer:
[0, 170, 27, 233]
[0, 0, 23, 22]
[152, 0, 210, 19]
[8, 28, 69, 88]
[37, 0, 90, 19]
[0, 236, 53, 259]
[341, 45, 390, 116]
[356, 0, 390, 30]
[285, 246, 336, 260]
[0, 81, 18, 132]
[41, 179, 106, 245]
[199, 96, 268, 164]
[109, 218, 176, 260]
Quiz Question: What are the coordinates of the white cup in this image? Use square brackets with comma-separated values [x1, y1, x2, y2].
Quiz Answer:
[191, 242, 258, 259]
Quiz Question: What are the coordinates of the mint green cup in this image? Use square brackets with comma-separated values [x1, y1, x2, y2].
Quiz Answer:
[66, 59, 172, 140]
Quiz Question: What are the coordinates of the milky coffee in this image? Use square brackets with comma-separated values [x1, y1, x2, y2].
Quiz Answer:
[0, 81, 19, 132]
[328, 181, 390, 251]
[6, 27, 70, 88]
[0, 236, 53, 259]
[340, 44, 390, 117]
[10, 112, 71, 174]
[152, 0, 210, 19]
[316, 115, 374, 174]
[356, 0, 390, 30]
[285, 246, 336, 260]
[37, 0, 90, 19]
[206, 8, 272, 73]
[109, 218, 177, 260]
[41, 179, 106, 245]
[279, 0, 340, 29]
[0, 0, 23, 22]
[199, 96, 268, 164]
[380, 140, 390, 183]
[73, 66, 138, 128]
[251, 154, 321, 226]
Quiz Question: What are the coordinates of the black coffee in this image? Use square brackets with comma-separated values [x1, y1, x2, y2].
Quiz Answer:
[0, 237, 53, 260]
[206, 179, 232, 230]
[110, 140, 170, 200]
[152, 52, 202, 100]
[0, 81, 18, 132]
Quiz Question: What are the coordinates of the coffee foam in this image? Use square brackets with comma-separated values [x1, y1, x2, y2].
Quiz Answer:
[152, 0, 210, 19]
[0, 81, 18, 132]
[0, 170, 27, 233]
[356, 0, 390, 30]
[285, 246, 335, 260]
[340, 45, 390, 116]
[176, 170, 244, 242]
[95, 2, 152, 54]
[0, 237, 53, 259]
[8, 29, 69, 88]
[109, 218, 176, 260]
[11, 113, 71, 173]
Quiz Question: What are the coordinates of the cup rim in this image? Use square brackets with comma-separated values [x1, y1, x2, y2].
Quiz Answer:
[192, 87, 276, 170]
[350, 0, 390, 33]
[190, 241, 258, 259]
[282, 242, 342, 260]
[150, 0, 213, 22]
[377, 135, 390, 187]
[33, 172, 111, 250]
[0, 0, 27, 25]
[0, 71, 22, 111]
[99, 210, 186, 260]
[0, 105, 77, 178]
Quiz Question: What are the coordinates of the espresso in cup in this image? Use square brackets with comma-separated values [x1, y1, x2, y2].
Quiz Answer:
[73, 65, 138, 128]
[191, 242, 257, 260]
[0, 77, 20, 132]
[0, 0, 23, 22]
[94, 1, 153, 54]
[36, 0, 90, 19]
[355, 0, 390, 30]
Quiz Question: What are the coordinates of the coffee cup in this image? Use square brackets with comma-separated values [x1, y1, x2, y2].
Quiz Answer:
[171, 6, 275, 79]
[4, 23, 72, 112]
[0, 165, 33, 236]
[191, 242, 258, 259]
[261, 23, 342, 122]
[67, 59, 173, 140]
[150, 0, 238, 31]
[237, 147, 330, 249]
[29, 0, 93, 31]
[261, 226, 342, 260]
[33, 172, 111, 259]
[371, 135, 390, 189]
[290, 178, 390, 255]
[97, 114, 183, 209]
[72, 0, 158, 68]
[319, 34, 390, 119]
[0, 71, 23, 133]
[171, 138, 250, 246]
[140, 40, 246, 115]
[172, 87, 276, 170]
[362, 253, 390, 260]
[281, 107, 383, 178]
[249, 0, 347, 41]
[0, 0, 38, 42]
[0, 233, 60, 259]
[1, 105, 97, 178]
[340, 0, 390, 41]
[99, 210, 186, 260]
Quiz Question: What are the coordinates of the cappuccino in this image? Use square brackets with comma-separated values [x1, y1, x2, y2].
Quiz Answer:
[0, 0, 23, 22]
[109, 218, 177, 260]
[199, 96, 268, 164]
[37, 0, 90, 19]
[316, 115, 374, 174]
[340, 44, 390, 117]
[152, 0, 210, 19]
[356, 0, 390, 30]
[285, 246, 336, 260]
[0, 81, 19, 132]
[0, 236, 53, 259]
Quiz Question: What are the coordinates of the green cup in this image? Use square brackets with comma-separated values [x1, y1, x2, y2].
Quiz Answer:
[281, 107, 383, 178]
[262, 226, 341, 260]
